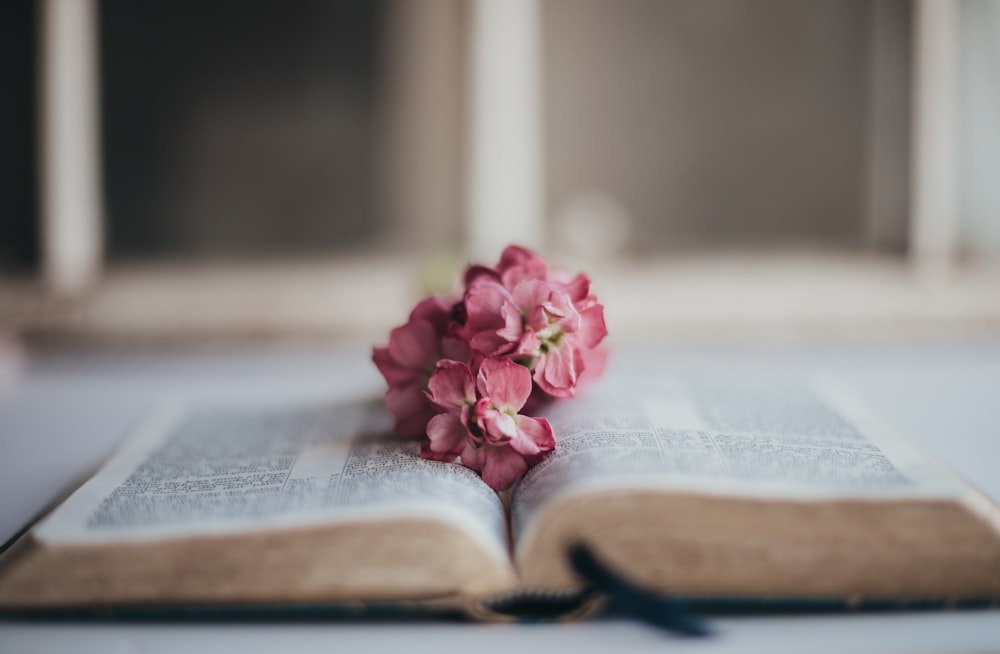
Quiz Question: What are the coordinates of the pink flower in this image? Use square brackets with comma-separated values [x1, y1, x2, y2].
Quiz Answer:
[372, 244, 607, 489]
[372, 297, 469, 438]
[461, 246, 608, 398]
[424, 358, 555, 491]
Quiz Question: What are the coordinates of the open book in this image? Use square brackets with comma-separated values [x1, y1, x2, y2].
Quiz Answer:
[2, 365, 1000, 619]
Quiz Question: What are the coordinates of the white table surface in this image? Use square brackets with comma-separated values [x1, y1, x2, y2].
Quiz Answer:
[1, 342, 999, 653]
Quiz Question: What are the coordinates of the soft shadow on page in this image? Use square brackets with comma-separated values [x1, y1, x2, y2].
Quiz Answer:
[35, 395, 510, 567]
[509, 364, 979, 558]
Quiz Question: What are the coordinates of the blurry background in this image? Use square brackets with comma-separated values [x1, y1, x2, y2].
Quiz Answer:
[1, 0, 998, 345]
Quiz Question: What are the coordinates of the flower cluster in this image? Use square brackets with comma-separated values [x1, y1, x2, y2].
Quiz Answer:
[372, 245, 608, 491]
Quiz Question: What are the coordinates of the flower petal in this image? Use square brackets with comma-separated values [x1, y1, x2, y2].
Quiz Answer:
[534, 342, 582, 398]
[394, 411, 434, 439]
[426, 360, 474, 410]
[385, 383, 434, 438]
[559, 273, 591, 303]
[408, 296, 453, 334]
[426, 412, 470, 457]
[420, 440, 457, 462]
[577, 303, 608, 349]
[511, 279, 551, 317]
[387, 319, 439, 369]
[480, 445, 529, 491]
[510, 416, 555, 461]
[476, 357, 533, 411]
[496, 301, 524, 343]
[441, 336, 471, 363]
[497, 245, 548, 282]
[482, 409, 518, 443]
[545, 291, 580, 333]
[385, 383, 427, 420]
[371, 346, 414, 388]
[578, 346, 609, 388]
[463, 264, 501, 288]
[464, 278, 510, 331]
[514, 330, 541, 357]
[464, 278, 516, 355]
[458, 441, 484, 472]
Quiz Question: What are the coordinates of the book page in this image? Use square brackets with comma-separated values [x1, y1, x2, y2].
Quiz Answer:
[511, 367, 973, 547]
[36, 397, 510, 567]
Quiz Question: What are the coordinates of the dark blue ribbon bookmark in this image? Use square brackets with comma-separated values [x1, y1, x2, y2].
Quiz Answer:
[568, 543, 714, 637]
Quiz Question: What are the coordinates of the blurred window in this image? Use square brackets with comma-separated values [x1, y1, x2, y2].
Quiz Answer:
[8, 0, 1000, 342]
[97, 0, 913, 262]
[543, 0, 911, 257]
[0, 0, 39, 272]
[101, 0, 385, 260]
